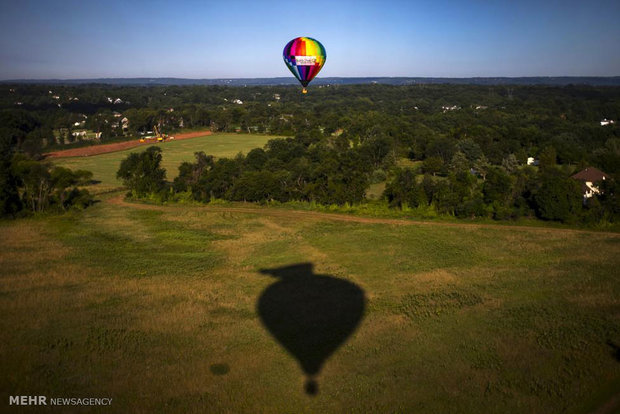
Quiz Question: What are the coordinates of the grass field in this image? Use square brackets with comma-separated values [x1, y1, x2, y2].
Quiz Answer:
[3, 136, 620, 412]
[52, 133, 280, 192]
[1, 193, 619, 413]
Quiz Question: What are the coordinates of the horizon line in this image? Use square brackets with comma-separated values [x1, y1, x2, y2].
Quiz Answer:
[2, 75, 620, 82]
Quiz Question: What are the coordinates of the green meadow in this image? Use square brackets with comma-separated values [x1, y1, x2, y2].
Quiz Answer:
[1, 193, 619, 413]
[52, 133, 279, 192]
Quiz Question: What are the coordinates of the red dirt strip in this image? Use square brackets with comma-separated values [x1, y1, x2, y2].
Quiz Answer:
[44, 130, 213, 158]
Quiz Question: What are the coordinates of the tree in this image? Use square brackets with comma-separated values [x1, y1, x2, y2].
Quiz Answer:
[51, 167, 93, 210]
[422, 156, 444, 176]
[595, 138, 620, 176]
[483, 167, 514, 219]
[425, 136, 455, 162]
[228, 170, 285, 202]
[245, 148, 268, 170]
[432, 180, 460, 215]
[173, 152, 214, 194]
[10, 157, 93, 213]
[456, 138, 483, 162]
[483, 167, 513, 204]
[598, 177, 620, 222]
[449, 151, 469, 173]
[13, 158, 53, 212]
[359, 135, 392, 169]
[534, 169, 582, 222]
[0, 136, 21, 217]
[383, 168, 427, 208]
[538, 146, 557, 171]
[117, 146, 167, 196]
[198, 158, 243, 201]
[473, 155, 490, 181]
[501, 154, 519, 174]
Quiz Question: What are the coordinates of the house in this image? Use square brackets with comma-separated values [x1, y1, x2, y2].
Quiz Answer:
[571, 167, 609, 201]
[232, 99, 243, 105]
[600, 119, 615, 126]
[527, 157, 539, 166]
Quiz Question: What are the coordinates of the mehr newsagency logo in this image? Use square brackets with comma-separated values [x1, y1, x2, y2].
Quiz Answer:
[9, 395, 112, 406]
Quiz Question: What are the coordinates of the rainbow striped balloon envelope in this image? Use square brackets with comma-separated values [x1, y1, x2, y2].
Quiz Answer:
[283, 37, 326, 93]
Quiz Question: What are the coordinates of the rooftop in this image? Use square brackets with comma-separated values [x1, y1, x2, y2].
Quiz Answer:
[571, 167, 608, 182]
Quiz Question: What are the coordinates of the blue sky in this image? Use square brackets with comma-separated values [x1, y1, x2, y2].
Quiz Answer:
[1, 0, 619, 79]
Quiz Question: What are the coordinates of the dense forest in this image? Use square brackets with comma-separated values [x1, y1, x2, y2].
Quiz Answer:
[1, 83, 620, 223]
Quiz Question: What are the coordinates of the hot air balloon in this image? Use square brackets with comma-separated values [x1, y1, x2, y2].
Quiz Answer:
[283, 37, 326, 94]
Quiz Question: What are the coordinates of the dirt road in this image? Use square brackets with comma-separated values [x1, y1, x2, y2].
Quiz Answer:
[44, 130, 213, 158]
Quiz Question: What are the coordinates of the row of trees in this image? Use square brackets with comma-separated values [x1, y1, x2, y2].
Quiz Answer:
[117, 138, 619, 224]
[118, 136, 372, 206]
[385, 164, 618, 224]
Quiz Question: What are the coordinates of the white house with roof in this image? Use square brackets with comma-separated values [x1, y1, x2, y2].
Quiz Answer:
[571, 167, 609, 201]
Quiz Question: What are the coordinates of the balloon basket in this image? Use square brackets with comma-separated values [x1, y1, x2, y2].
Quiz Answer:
[302, 88, 308, 94]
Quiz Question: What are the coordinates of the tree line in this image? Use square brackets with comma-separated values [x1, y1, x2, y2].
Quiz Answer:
[117, 137, 619, 225]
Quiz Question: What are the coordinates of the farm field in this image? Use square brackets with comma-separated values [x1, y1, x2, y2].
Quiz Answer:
[52, 133, 280, 192]
[1, 193, 619, 413]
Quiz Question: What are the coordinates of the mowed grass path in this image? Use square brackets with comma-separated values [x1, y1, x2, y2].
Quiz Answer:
[1, 196, 619, 413]
[52, 133, 279, 192]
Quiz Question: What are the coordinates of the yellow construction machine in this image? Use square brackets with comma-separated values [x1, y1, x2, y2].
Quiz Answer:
[154, 125, 167, 142]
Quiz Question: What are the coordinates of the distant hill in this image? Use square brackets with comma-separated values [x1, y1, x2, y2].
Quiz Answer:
[2, 76, 620, 86]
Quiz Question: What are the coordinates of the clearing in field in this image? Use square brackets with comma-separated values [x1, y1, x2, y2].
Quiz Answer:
[52, 133, 280, 192]
[1, 193, 619, 413]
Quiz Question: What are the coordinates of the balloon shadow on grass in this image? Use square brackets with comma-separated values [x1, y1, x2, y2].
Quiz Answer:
[257, 263, 366, 396]
[607, 340, 620, 362]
